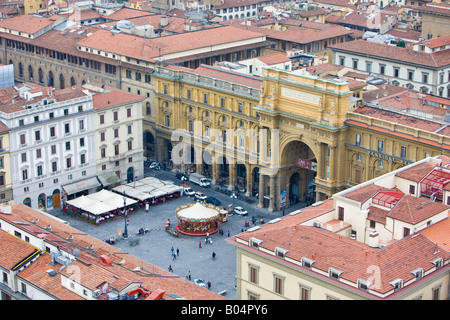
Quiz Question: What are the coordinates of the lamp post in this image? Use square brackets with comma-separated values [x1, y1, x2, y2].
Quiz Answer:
[123, 191, 129, 239]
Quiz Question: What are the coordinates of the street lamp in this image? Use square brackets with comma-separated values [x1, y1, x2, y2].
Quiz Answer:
[123, 191, 129, 239]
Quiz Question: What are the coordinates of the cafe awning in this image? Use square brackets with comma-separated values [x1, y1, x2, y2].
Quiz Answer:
[97, 172, 120, 187]
[62, 177, 101, 195]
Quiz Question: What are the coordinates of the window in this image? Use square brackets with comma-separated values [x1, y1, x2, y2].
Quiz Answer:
[409, 185, 415, 195]
[113, 111, 118, 121]
[408, 70, 414, 81]
[65, 141, 71, 151]
[37, 165, 43, 176]
[329, 268, 343, 280]
[379, 64, 385, 75]
[99, 114, 105, 124]
[51, 145, 56, 155]
[21, 153, 27, 163]
[274, 275, 284, 295]
[114, 144, 119, 156]
[338, 206, 344, 221]
[378, 140, 383, 152]
[366, 61, 372, 73]
[128, 141, 132, 151]
[114, 128, 119, 138]
[35, 130, 41, 142]
[221, 98, 225, 107]
[393, 67, 399, 78]
[165, 116, 170, 127]
[80, 138, 85, 147]
[100, 132, 105, 141]
[432, 285, 441, 300]
[187, 89, 191, 100]
[127, 125, 132, 134]
[352, 59, 358, 69]
[302, 257, 314, 269]
[356, 134, 361, 146]
[52, 161, 57, 172]
[189, 120, 193, 132]
[422, 72, 429, 84]
[238, 103, 243, 113]
[127, 108, 131, 117]
[80, 154, 86, 164]
[20, 134, 26, 145]
[50, 127, 56, 138]
[203, 94, 208, 104]
[79, 119, 84, 131]
[411, 268, 423, 280]
[390, 279, 403, 292]
[401, 146, 407, 158]
[66, 157, 72, 168]
[22, 169, 28, 180]
[358, 279, 371, 291]
[339, 56, 345, 66]
[300, 285, 311, 300]
[275, 247, 288, 258]
[101, 148, 106, 158]
[64, 123, 70, 134]
[403, 227, 410, 237]
[249, 265, 258, 284]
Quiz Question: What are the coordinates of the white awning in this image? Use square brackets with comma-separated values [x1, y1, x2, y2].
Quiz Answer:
[97, 172, 120, 186]
[62, 177, 101, 195]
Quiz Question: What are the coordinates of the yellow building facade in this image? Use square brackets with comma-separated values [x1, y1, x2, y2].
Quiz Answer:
[0, 124, 12, 204]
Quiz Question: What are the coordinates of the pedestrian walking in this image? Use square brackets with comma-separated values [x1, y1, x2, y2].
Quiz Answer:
[187, 271, 191, 281]
[168, 265, 173, 272]
[176, 247, 180, 256]
[212, 251, 216, 259]
[207, 281, 211, 290]
[199, 240, 202, 248]
[171, 246, 174, 255]
[227, 230, 230, 237]
[172, 253, 176, 260]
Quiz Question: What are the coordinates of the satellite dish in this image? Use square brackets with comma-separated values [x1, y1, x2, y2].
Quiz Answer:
[73, 249, 80, 257]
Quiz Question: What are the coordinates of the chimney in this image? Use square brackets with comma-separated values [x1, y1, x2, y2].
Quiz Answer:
[368, 231, 379, 248]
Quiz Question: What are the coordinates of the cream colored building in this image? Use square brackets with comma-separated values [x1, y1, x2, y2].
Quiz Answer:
[89, 84, 145, 185]
[0, 123, 12, 203]
[229, 155, 450, 300]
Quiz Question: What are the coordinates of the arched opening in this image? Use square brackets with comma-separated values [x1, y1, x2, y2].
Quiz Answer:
[28, 65, 33, 81]
[143, 130, 155, 159]
[38, 68, 44, 84]
[48, 71, 54, 87]
[59, 73, 65, 89]
[52, 189, 61, 208]
[23, 197, 31, 207]
[38, 193, 46, 210]
[281, 140, 317, 205]
[18, 62, 23, 78]
[70, 76, 76, 87]
[127, 167, 134, 183]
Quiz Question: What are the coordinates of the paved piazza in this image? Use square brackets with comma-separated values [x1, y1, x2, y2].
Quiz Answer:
[50, 168, 307, 300]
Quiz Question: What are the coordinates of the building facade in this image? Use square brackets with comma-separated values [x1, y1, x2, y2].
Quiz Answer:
[0, 84, 96, 210]
[228, 155, 450, 300]
[0, 123, 12, 204]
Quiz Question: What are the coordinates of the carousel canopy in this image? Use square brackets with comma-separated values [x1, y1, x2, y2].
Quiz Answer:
[176, 203, 219, 222]
[67, 189, 137, 215]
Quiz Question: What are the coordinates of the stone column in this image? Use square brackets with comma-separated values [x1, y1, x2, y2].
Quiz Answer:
[258, 174, 265, 208]
[245, 164, 252, 196]
[268, 175, 276, 212]
[228, 163, 235, 191]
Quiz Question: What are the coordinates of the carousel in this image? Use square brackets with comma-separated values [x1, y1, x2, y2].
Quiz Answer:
[175, 202, 221, 236]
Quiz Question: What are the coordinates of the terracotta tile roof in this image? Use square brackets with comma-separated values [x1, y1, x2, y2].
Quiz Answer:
[306, 62, 345, 75]
[76, 25, 266, 62]
[367, 206, 389, 224]
[331, 39, 450, 68]
[231, 203, 450, 296]
[91, 87, 145, 110]
[16, 253, 84, 300]
[0, 229, 38, 270]
[395, 161, 437, 182]
[1, 204, 226, 300]
[341, 184, 385, 203]
[0, 14, 54, 34]
[387, 195, 449, 224]
[228, 23, 353, 44]
[256, 53, 291, 65]
[352, 105, 445, 134]
[191, 64, 263, 90]
[420, 217, 450, 251]
[105, 7, 154, 20]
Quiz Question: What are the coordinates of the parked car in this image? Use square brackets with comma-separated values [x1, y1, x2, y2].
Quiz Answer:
[149, 162, 161, 170]
[181, 184, 195, 196]
[194, 192, 207, 201]
[234, 206, 248, 216]
[176, 172, 188, 181]
[205, 196, 221, 206]
[194, 278, 206, 288]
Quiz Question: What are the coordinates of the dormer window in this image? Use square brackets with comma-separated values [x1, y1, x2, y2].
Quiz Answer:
[358, 279, 372, 291]
[431, 257, 443, 269]
[389, 279, 403, 292]
[329, 268, 343, 280]
[302, 257, 315, 269]
[411, 268, 423, 280]
[249, 237, 263, 249]
[275, 247, 288, 258]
